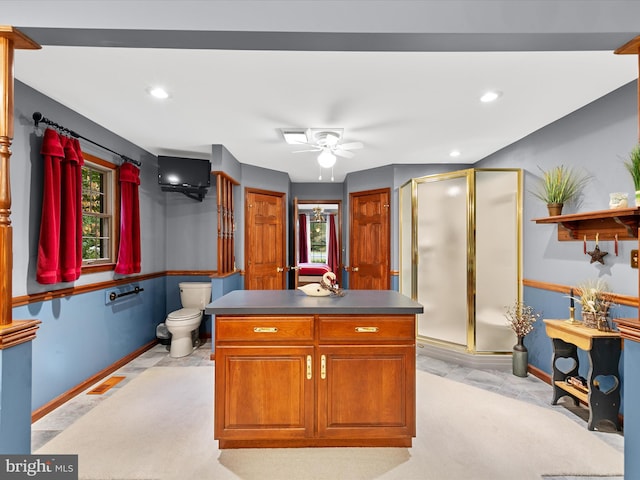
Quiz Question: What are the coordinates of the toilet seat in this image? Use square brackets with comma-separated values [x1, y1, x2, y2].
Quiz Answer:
[167, 308, 201, 321]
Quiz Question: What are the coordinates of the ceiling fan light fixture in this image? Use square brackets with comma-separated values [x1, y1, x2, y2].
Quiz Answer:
[317, 149, 337, 168]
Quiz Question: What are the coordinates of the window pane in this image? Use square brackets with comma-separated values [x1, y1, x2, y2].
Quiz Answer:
[81, 161, 114, 265]
[83, 215, 99, 236]
[83, 238, 100, 260]
[310, 221, 327, 263]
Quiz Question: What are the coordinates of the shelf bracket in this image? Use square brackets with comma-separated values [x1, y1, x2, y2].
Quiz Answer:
[612, 216, 638, 238]
[558, 221, 579, 239]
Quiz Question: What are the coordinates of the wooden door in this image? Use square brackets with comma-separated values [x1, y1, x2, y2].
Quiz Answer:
[214, 346, 315, 443]
[349, 188, 390, 289]
[245, 188, 286, 289]
[317, 345, 415, 441]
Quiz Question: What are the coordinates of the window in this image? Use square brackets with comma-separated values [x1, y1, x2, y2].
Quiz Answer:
[309, 218, 327, 263]
[81, 153, 117, 270]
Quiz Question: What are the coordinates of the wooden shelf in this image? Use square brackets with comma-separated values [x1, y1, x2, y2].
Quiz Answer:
[614, 317, 640, 342]
[554, 381, 588, 404]
[533, 207, 640, 241]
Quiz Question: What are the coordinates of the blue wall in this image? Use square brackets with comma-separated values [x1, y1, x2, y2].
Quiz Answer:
[625, 340, 640, 478]
[14, 277, 165, 411]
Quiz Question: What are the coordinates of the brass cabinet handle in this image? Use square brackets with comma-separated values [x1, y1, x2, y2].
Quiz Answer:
[352, 266, 359, 272]
[355, 326, 379, 333]
[321, 354, 326, 380]
[276, 267, 284, 272]
[253, 327, 278, 333]
[306, 355, 312, 380]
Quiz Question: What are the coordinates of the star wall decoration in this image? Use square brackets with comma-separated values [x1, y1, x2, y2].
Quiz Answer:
[587, 245, 608, 264]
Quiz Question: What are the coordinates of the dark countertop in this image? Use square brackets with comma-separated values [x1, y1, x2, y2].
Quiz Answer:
[205, 289, 423, 315]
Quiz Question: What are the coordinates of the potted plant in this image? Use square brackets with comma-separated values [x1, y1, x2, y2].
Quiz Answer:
[530, 165, 590, 216]
[623, 144, 640, 206]
[504, 300, 540, 377]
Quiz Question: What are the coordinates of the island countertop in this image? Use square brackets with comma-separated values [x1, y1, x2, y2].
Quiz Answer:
[205, 289, 423, 315]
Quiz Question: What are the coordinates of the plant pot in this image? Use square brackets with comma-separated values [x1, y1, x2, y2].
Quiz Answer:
[582, 311, 597, 329]
[547, 203, 563, 216]
[512, 336, 528, 377]
[636, 190, 640, 207]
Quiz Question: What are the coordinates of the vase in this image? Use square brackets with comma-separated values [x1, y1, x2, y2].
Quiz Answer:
[512, 336, 528, 377]
[609, 192, 628, 209]
[547, 203, 563, 216]
[636, 190, 640, 206]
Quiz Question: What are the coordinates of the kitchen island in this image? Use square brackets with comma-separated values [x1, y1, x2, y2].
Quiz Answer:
[205, 289, 423, 448]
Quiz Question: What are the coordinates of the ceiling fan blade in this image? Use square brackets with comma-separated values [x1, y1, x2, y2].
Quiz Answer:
[339, 141, 364, 150]
[292, 148, 321, 153]
[334, 149, 355, 159]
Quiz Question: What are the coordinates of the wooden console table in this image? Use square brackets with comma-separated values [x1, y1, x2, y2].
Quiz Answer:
[544, 319, 621, 431]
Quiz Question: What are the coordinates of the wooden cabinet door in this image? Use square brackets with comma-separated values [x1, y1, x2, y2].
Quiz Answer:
[245, 188, 286, 289]
[215, 346, 315, 442]
[316, 345, 415, 440]
[349, 188, 390, 289]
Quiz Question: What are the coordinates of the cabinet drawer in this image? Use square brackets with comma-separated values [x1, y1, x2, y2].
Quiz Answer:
[319, 315, 415, 343]
[217, 316, 314, 342]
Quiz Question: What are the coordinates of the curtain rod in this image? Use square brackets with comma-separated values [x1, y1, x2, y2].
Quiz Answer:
[32, 112, 141, 167]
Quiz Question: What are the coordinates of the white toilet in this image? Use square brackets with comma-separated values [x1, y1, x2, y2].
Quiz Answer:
[165, 282, 212, 358]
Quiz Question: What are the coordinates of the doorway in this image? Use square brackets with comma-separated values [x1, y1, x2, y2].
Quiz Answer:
[292, 199, 342, 288]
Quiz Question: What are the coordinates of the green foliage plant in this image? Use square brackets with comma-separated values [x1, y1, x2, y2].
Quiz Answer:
[624, 144, 640, 191]
[530, 165, 590, 205]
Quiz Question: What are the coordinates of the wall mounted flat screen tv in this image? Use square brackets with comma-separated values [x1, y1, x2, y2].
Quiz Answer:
[158, 156, 211, 191]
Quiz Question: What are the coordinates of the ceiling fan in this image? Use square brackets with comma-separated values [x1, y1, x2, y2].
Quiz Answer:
[282, 128, 364, 168]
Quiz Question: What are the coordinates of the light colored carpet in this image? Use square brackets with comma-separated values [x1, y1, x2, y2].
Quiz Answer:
[36, 366, 623, 480]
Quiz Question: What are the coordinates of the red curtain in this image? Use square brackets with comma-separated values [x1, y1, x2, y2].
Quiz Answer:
[115, 162, 141, 274]
[59, 136, 84, 281]
[36, 129, 83, 284]
[298, 213, 308, 263]
[327, 214, 338, 274]
[36, 128, 64, 284]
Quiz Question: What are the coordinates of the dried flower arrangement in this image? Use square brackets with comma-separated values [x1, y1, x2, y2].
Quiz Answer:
[505, 300, 541, 338]
[571, 278, 613, 330]
[572, 278, 612, 315]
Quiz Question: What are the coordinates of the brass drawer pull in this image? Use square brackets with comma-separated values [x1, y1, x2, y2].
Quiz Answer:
[355, 326, 379, 333]
[253, 327, 278, 333]
[306, 355, 312, 380]
[321, 354, 326, 380]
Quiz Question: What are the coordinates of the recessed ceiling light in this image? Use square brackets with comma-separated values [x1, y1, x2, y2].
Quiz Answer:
[148, 86, 169, 99]
[449, 150, 461, 158]
[480, 90, 502, 103]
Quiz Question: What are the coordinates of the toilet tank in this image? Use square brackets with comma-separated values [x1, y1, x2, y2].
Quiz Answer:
[179, 282, 212, 310]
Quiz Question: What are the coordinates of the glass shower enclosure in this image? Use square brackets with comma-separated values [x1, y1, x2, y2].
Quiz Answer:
[400, 168, 522, 353]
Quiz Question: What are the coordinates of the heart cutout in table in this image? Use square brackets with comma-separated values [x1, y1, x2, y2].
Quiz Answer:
[593, 375, 619, 395]
[554, 356, 577, 375]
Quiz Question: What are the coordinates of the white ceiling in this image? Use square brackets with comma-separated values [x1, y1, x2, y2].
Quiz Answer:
[7, 1, 640, 183]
